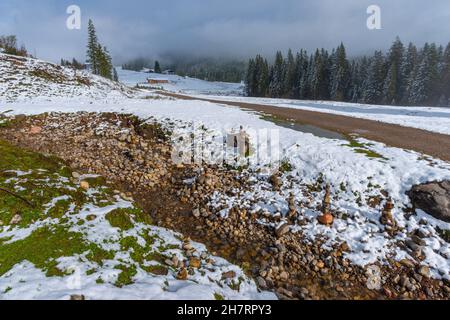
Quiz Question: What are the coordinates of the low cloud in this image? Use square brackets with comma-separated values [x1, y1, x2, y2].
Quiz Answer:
[1, 0, 449, 63]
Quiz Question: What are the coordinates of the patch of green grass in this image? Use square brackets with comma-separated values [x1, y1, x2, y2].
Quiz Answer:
[279, 160, 293, 173]
[0, 225, 89, 276]
[114, 264, 137, 287]
[214, 293, 225, 300]
[105, 209, 134, 230]
[344, 137, 385, 159]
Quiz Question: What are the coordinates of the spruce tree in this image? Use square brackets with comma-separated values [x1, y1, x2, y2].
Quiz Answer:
[86, 19, 99, 75]
[154, 61, 161, 73]
[284, 49, 296, 98]
[362, 51, 386, 104]
[269, 51, 286, 98]
[330, 43, 350, 101]
[383, 37, 404, 104]
[439, 43, 450, 106]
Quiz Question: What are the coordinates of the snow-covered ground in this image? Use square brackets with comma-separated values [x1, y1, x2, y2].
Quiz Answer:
[117, 67, 244, 96]
[191, 95, 450, 136]
[116, 66, 450, 136]
[1, 54, 449, 294]
[0, 168, 273, 300]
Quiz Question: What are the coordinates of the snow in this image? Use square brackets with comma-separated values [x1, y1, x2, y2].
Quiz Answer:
[192, 95, 450, 136]
[0, 174, 275, 300]
[116, 67, 244, 96]
[1, 53, 449, 292]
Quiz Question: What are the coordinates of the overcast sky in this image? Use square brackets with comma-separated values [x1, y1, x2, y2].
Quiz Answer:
[1, 0, 449, 63]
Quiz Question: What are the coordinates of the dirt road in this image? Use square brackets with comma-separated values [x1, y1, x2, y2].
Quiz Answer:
[159, 92, 450, 162]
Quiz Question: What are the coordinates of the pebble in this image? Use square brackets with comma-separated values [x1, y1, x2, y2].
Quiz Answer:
[418, 265, 430, 278]
[176, 268, 188, 280]
[192, 208, 200, 218]
[80, 181, 90, 190]
[10, 214, 22, 225]
[275, 223, 290, 238]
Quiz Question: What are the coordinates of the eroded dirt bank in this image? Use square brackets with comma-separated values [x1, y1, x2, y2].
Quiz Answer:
[1, 112, 449, 300]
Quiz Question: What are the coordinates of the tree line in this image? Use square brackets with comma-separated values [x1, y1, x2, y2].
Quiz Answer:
[245, 38, 450, 107]
[86, 19, 118, 81]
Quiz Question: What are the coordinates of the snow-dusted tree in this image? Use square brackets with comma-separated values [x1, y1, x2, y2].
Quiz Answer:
[284, 49, 297, 97]
[383, 37, 404, 104]
[409, 43, 439, 105]
[154, 61, 161, 73]
[400, 43, 418, 105]
[310, 49, 330, 100]
[86, 19, 100, 75]
[113, 67, 119, 82]
[330, 43, 350, 101]
[293, 50, 308, 99]
[438, 43, 450, 106]
[362, 51, 386, 104]
[269, 51, 286, 98]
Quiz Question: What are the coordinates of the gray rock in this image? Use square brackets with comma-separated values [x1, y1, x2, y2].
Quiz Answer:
[275, 223, 290, 238]
[408, 180, 450, 222]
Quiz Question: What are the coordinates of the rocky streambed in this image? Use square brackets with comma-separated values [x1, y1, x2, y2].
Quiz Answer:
[0, 112, 449, 300]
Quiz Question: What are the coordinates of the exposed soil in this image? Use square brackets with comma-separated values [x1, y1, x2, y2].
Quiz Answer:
[158, 92, 450, 162]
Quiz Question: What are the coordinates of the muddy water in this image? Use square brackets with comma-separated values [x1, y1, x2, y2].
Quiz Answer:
[245, 109, 346, 140]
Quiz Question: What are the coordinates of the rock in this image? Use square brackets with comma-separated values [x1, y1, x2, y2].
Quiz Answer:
[10, 214, 22, 225]
[418, 265, 431, 278]
[221, 271, 236, 280]
[318, 213, 334, 226]
[165, 259, 174, 267]
[189, 257, 201, 269]
[400, 259, 415, 269]
[70, 295, 85, 300]
[279, 271, 289, 281]
[407, 181, 450, 222]
[269, 174, 282, 190]
[176, 268, 188, 280]
[29, 126, 42, 134]
[316, 261, 325, 269]
[72, 172, 81, 179]
[257, 277, 267, 288]
[192, 208, 200, 218]
[275, 223, 290, 238]
[80, 181, 90, 190]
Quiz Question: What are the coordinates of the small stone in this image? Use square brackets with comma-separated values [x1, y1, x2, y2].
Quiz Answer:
[318, 213, 334, 226]
[29, 126, 42, 134]
[192, 208, 200, 218]
[165, 259, 174, 267]
[400, 259, 415, 269]
[10, 214, 22, 225]
[269, 174, 282, 190]
[257, 277, 267, 288]
[221, 271, 236, 280]
[176, 268, 188, 280]
[70, 295, 85, 301]
[72, 172, 81, 179]
[418, 265, 430, 278]
[80, 181, 90, 190]
[316, 261, 325, 269]
[279, 271, 289, 281]
[275, 223, 290, 238]
[189, 257, 201, 269]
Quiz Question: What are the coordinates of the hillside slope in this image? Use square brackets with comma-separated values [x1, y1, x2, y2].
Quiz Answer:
[0, 53, 135, 103]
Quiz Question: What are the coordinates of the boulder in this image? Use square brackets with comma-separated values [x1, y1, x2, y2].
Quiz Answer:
[407, 181, 450, 222]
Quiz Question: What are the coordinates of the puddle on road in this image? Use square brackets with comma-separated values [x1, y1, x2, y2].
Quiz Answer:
[242, 108, 346, 140]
